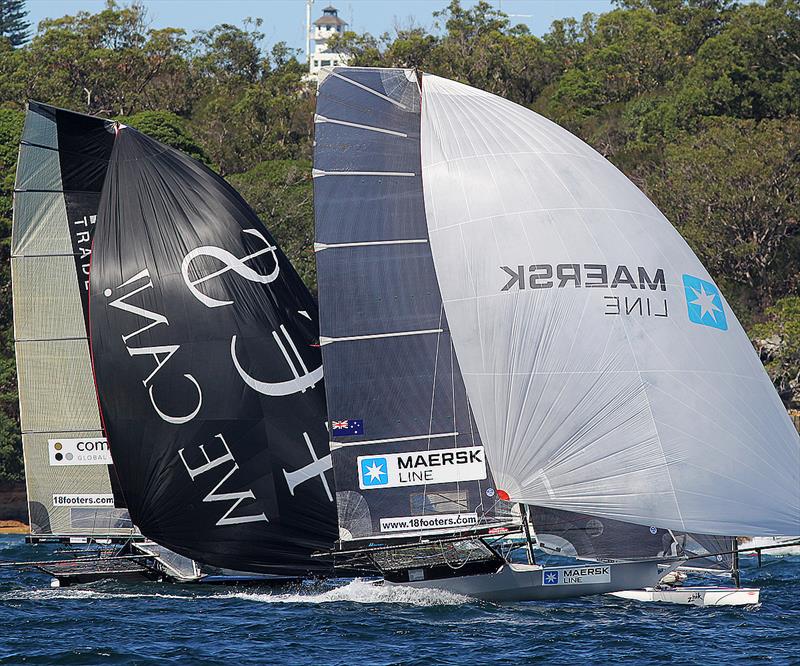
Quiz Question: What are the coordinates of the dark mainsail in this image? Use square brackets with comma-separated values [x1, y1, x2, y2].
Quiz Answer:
[314, 68, 504, 543]
[89, 126, 336, 574]
[531, 506, 734, 571]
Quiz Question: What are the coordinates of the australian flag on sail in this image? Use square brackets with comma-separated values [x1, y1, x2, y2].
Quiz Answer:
[331, 419, 364, 436]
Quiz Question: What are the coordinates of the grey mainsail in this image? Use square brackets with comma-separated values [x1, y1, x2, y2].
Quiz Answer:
[12, 102, 132, 538]
[314, 68, 504, 543]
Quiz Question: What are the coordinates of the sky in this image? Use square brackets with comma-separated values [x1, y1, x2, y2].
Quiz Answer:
[26, 0, 615, 54]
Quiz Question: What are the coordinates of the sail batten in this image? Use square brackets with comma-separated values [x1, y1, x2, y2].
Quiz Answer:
[315, 68, 505, 543]
[420, 73, 799, 536]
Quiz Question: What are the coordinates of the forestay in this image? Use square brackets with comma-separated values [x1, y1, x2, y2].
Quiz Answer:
[420, 74, 800, 536]
[314, 68, 503, 542]
[89, 128, 336, 574]
[12, 102, 132, 537]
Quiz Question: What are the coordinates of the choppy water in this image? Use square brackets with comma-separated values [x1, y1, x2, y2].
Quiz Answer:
[1, 535, 798, 665]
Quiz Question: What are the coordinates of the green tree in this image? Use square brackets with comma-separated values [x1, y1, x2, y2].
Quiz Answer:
[229, 160, 316, 290]
[20, 2, 194, 115]
[0, 108, 24, 482]
[543, 8, 685, 130]
[120, 109, 208, 163]
[646, 118, 800, 317]
[192, 31, 313, 174]
[752, 297, 800, 408]
[0, 0, 30, 47]
[675, 0, 800, 122]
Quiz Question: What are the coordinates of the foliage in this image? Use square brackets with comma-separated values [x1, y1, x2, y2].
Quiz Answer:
[229, 160, 315, 290]
[0, 0, 799, 478]
[0, 107, 23, 482]
[752, 297, 800, 406]
[119, 110, 208, 163]
[645, 118, 800, 319]
[0, 0, 30, 47]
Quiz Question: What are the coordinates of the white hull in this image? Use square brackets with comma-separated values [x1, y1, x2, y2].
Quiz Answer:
[610, 586, 760, 607]
[386, 561, 660, 602]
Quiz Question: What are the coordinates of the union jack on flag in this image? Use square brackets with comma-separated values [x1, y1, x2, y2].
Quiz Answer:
[331, 419, 364, 436]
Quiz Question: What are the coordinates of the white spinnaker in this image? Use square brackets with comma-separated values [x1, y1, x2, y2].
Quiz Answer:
[420, 74, 800, 536]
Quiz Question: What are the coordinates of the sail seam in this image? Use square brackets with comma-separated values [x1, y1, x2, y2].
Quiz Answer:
[328, 70, 410, 110]
[424, 150, 606, 169]
[458, 369, 761, 379]
[22, 428, 103, 435]
[16, 336, 87, 342]
[314, 239, 427, 252]
[15, 188, 104, 195]
[20, 140, 59, 152]
[432, 206, 666, 232]
[312, 169, 415, 178]
[11, 252, 83, 258]
[330, 431, 460, 449]
[320, 328, 443, 345]
[314, 114, 408, 137]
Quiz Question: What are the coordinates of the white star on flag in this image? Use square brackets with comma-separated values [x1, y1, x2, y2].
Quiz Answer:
[545, 572, 558, 583]
[364, 461, 385, 482]
[690, 285, 722, 322]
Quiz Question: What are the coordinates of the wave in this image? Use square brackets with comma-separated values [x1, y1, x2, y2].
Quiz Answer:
[228, 578, 470, 607]
[0, 588, 197, 602]
[0, 579, 470, 607]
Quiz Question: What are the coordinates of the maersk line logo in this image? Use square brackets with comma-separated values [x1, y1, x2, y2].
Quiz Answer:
[543, 570, 559, 585]
[682, 274, 727, 331]
[360, 457, 388, 487]
[357, 446, 487, 490]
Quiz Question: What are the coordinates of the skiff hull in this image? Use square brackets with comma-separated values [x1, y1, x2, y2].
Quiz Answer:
[609, 586, 760, 607]
[386, 561, 661, 602]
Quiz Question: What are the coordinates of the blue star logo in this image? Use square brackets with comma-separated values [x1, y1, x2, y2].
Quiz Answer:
[360, 457, 388, 487]
[543, 570, 559, 585]
[683, 274, 728, 331]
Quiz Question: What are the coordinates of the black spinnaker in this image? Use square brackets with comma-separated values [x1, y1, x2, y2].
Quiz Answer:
[89, 126, 337, 574]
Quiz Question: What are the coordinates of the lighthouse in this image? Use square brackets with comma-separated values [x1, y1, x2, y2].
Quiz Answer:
[308, 4, 348, 81]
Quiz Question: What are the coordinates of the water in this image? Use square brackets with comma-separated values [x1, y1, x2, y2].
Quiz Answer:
[1, 535, 798, 665]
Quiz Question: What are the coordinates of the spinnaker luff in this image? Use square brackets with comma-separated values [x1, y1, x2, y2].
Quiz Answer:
[89, 127, 337, 575]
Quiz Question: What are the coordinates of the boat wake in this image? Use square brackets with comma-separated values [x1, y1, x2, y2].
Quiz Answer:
[0, 588, 197, 602]
[230, 578, 470, 607]
[0, 579, 470, 607]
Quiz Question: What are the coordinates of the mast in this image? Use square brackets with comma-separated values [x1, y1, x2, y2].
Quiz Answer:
[732, 538, 741, 587]
[519, 503, 536, 565]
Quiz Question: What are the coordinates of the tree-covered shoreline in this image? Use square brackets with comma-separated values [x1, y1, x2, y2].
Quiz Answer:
[0, 0, 798, 480]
